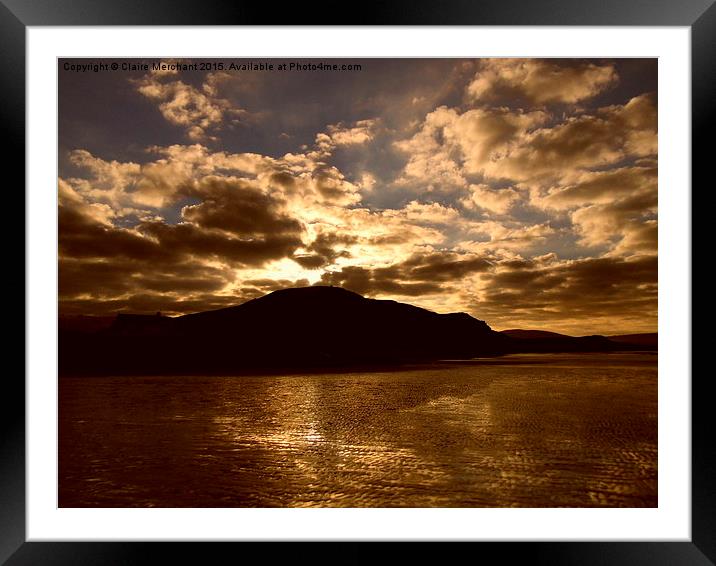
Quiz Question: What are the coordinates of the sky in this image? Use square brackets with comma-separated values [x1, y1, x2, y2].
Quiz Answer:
[58, 58, 657, 335]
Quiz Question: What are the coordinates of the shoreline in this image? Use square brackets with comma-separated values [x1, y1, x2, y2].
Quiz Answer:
[59, 350, 657, 379]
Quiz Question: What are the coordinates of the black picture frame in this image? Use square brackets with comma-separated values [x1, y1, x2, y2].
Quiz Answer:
[6, 0, 710, 563]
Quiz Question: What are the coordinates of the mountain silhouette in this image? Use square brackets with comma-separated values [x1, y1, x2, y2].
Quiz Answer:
[59, 286, 652, 376]
[608, 333, 658, 348]
[501, 329, 572, 340]
[499, 328, 632, 353]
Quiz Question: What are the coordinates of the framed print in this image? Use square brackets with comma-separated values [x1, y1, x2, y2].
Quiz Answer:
[8, 0, 711, 564]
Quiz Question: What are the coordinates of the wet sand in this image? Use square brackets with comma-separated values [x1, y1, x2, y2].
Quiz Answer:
[59, 352, 657, 507]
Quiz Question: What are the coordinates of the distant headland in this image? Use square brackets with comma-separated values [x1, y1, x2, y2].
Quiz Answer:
[59, 286, 656, 376]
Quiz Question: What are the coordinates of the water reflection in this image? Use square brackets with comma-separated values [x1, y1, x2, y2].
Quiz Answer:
[59, 353, 657, 507]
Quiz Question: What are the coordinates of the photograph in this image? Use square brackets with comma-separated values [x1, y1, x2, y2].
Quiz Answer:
[57, 57, 658, 509]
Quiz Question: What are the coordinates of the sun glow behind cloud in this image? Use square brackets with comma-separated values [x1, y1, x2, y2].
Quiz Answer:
[58, 58, 657, 334]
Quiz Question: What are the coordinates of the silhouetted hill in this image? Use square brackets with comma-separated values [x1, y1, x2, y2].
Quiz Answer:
[501, 329, 573, 340]
[608, 333, 658, 348]
[501, 328, 657, 353]
[58, 314, 116, 334]
[59, 286, 650, 376]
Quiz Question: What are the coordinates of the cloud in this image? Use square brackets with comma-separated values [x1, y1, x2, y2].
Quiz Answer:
[609, 220, 657, 257]
[461, 184, 521, 215]
[292, 232, 357, 269]
[320, 265, 443, 296]
[306, 166, 363, 205]
[392, 106, 469, 191]
[394, 106, 548, 190]
[459, 222, 557, 253]
[59, 145, 453, 314]
[394, 93, 656, 194]
[319, 251, 491, 297]
[468, 254, 657, 334]
[315, 119, 378, 152]
[134, 68, 245, 141]
[467, 59, 618, 105]
[59, 290, 252, 317]
[525, 164, 657, 256]
[395, 201, 462, 224]
[536, 165, 656, 210]
[570, 190, 657, 251]
[58, 173, 307, 315]
[482, 94, 657, 182]
[64, 143, 365, 213]
[66, 146, 203, 209]
[58, 59, 657, 333]
[59, 256, 233, 299]
[182, 176, 303, 237]
[60, 192, 303, 269]
[446, 108, 549, 174]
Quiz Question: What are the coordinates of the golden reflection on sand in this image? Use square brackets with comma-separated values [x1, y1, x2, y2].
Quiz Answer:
[59, 354, 657, 507]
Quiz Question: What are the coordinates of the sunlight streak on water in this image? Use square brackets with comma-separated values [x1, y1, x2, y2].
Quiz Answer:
[59, 353, 657, 507]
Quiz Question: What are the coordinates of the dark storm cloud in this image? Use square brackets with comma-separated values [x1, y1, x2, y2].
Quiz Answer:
[138, 221, 302, 265]
[469, 254, 657, 332]
[320, 266, 443, 297]
[59, 257, 233, 299]
[58, 175, 306, 314]
[319, 251, 492, 296]
[399, 253, 492, 282]
[181, 177, 303, 236]
[293, 233, 358, 269]
[60, 169, 305, 264]
[60, 196, 303, 268]
[59, 205, 161, 262]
